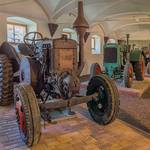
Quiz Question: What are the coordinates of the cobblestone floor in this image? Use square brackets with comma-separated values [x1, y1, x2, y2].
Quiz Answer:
[0, 104, 150, 150]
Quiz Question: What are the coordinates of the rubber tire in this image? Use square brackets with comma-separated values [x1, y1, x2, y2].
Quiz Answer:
[134, 58, 145, 81]
[87, 74, 120, 125]
[0, 55, 13, 106]
[14, 83, 41, 147]
[123, 63, 133, 88]
[147, 62, 150, 74]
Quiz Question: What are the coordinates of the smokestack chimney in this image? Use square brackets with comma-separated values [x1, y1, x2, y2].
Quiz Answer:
[73, 1, 89, 76]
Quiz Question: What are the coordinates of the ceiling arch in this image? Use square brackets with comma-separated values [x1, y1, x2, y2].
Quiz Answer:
[0, 0, 150, 38]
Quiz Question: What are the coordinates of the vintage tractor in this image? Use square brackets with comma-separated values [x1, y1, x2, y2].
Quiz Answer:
[0, 1, 119, 147]
[103, 34, 145, 88]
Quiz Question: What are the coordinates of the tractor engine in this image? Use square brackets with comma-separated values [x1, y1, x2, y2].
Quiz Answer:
[43, 71, 80, 100]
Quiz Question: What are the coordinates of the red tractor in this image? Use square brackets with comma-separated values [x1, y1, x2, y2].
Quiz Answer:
[0, 1, 119, 147]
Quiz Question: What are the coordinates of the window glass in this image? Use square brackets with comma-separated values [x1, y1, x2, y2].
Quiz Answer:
[91, 35, 101, 54]
[7, 23, 26, 43]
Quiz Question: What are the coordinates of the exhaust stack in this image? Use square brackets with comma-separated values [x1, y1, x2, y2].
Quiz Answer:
[73, 1, 89, 75]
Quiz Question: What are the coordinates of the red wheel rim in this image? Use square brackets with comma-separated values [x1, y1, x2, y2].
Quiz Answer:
[128, 65, 133, 82]
[141, 60, 145, 77]
[95, 65, 102, 75]
[15, 96, 27, 139]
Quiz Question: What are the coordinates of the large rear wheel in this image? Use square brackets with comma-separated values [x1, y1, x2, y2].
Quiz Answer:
[0, 55, 13, 106]
[14, 83, 41, 147]
[86, 74, 119, 125]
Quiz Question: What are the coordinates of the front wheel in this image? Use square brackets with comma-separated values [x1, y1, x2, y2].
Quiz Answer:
[14, 83, 41, 147]
[86, 74, 119, 125]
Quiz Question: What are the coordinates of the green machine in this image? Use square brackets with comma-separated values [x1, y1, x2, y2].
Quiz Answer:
[103, 34, 145, 88]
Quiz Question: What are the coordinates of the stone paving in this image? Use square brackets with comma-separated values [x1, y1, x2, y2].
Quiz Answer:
[0, 105, 150, 150]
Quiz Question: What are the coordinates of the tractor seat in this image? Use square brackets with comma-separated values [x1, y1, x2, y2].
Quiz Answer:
[18, 43, 34, 57]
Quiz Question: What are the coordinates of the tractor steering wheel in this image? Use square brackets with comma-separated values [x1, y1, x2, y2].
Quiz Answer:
[24, 32, 43, 49]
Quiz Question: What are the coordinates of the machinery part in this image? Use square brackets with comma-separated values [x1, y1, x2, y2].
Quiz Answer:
[134, 56, 145, 81]
[42, 72, 80, 102]
[147, 62, 150, 74]
[19, 57, 41, 92]
[0, 55, 13, 106]
[90, 63, 102, 79]
[40, 93, 97, 110]
[59, 72, 80, 99]
[73, 1, 89, 76]
[15, 83, 41, 147]
[123, 63, 133, 88]
[86, 74, 119, 125]
[24, 32, 43, 50]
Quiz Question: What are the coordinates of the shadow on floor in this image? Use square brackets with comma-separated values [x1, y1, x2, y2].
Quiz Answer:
[118, 108, 150, 133]
[74, 105, 150, 134]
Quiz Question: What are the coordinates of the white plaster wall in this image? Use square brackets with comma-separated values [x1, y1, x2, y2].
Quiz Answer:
[0, 12, 51, 44]
[81, 24, 105, 75]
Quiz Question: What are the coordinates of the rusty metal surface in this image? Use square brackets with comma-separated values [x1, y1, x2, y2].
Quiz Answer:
[73, 1, 89, 76]
[52, 37, 77, 72]
[40, 93, 98, 109]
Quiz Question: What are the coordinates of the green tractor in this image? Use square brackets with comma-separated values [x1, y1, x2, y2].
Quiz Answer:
[103, 34, 145, 88]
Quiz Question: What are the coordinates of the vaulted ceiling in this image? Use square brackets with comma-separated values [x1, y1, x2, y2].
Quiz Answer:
[0, 0, 150, 39]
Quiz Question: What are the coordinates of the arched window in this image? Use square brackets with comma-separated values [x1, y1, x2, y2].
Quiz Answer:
[91, 35, 101, 54]
[62, 28, 77, 41]
[7, 16, 37, 44]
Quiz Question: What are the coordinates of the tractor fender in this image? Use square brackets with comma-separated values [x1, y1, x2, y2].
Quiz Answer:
[0, 42, 20, 72]
[90, 63, 102, 79]
[130, 49, 144, 62]
[19, 57, 42, 93]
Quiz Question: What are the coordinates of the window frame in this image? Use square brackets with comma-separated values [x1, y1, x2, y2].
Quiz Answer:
[62, 32, 71, 39]
[7, 22, 27, 44]
[91, 35, 101, 54]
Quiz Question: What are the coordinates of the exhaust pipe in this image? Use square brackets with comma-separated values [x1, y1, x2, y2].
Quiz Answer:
[73, 1, 89, 76]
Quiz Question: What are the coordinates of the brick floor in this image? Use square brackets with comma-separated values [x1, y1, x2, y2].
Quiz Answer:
[0, 105, 150, 150]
